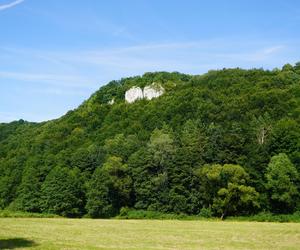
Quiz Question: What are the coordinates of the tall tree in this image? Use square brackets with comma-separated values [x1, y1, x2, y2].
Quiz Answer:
[86, 156, 132, 218]
[41, 166, 85, 217]
[13, 165, 41, 212]
[265, 153, 299, 213]
[131, 128, 177, 212]
[196, 164, 260, 219]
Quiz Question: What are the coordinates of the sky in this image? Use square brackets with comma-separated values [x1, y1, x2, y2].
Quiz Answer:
[1, 0, 300, 122]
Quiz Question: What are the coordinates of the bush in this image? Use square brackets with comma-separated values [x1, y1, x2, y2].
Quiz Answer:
[0, 210, 60, 218]
[227, 211, 300, 223]
[119, 207, 130, 217]
[199, 207, 212, 218]
[116, 208, 216, 220]
[117, 209, 184, 219]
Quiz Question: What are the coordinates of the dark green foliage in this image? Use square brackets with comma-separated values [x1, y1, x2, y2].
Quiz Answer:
[0, 66, 300, 217]
[265, 153, 299, 213]
[40, 167, 85, 217]
[130, 127, 190, 213]
[117, 208, 201, 220]
[12, 165, 42, 212]
[198, 207, 213, 218]
[0, 210, 59, 218]
[86, 156, 132, 218]
[196, 164, 260, 218]
[227, 211, 300, 222]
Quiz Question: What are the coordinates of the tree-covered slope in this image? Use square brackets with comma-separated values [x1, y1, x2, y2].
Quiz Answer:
[0, 64, 300, 218]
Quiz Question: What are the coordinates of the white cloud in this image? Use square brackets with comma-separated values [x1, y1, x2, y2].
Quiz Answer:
[0, 0, 24, 11]
[9, 40, 281, 71]
[0, 42, 295, 85]
[0, 40, 291, 93]
[214, 45, 286, 63]
[50, 41, 286, 73]
[1, 40, 293, 85]
[0, 71, 96, 89]
[262, 46, 284, 55]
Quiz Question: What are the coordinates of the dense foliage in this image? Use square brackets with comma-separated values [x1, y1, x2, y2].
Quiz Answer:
[1, 64, 300, 218]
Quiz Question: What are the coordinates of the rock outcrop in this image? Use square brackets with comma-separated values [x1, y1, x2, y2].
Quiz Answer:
[125, 87, 143, 103]
[125, 83, 165, 103]
[143, 84, 165, 100]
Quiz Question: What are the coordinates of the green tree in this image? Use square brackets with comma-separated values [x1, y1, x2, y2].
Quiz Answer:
[104, 134, 140, 161]
[269, 119, 300, 169]
[265, 153, 299, 213]
[294, 61, 300, 72]
[41, 166, 84, 217]
[13, 166, 41, 212]
[252, 113, 273, 146]
[282, 63, 294, 72]
[0, 157, 24, 209]
[86, 156, 132, 218]
[179, 120, 206, 166]
[130, 128, 177, 212]
[197, 164, 260, 218]
[213, 183, 259, 219]
[148, 128, 175, 169]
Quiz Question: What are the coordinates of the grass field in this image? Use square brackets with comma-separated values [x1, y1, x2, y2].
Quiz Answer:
[0, 218, 300, 250]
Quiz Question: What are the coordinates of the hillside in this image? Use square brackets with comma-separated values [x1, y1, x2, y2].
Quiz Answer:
[0, 64, 300, 218]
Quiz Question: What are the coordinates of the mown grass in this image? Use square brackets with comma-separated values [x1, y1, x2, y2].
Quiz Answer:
[0, 218, 300, 249]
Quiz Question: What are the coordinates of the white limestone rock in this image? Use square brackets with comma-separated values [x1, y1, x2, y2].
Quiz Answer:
[143, 84, 165, 100]
[125, 86, 143, 103]
[125, 83, 165, 103]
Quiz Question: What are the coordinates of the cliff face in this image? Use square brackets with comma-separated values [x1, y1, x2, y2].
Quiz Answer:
[143, 84, 165, 100]
[125, 84, 165, 103]
[125, 87, 143, 103]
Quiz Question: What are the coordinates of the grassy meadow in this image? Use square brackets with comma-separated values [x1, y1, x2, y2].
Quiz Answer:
[0, 218, 300, 249]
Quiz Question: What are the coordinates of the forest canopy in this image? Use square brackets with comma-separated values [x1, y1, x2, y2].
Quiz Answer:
[0, 63, 300, 218]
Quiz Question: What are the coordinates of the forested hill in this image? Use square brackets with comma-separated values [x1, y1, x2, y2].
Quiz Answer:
[1, 64, 300, 218]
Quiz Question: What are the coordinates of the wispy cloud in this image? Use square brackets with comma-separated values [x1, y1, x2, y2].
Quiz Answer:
[11, 40, 286, 68]
[0, 40, 292, 88]
[1, 38, 298, 122]
[248, 46, 285, 61]
[263, 46, 284, 55]
[47, 41, 287, 73]
[0, 71, 96, 89]
[214, 45, 286, 63]
[0, 0, 24, 11]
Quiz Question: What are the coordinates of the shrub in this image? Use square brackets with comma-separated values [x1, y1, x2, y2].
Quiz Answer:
[199, 207, 212, 218]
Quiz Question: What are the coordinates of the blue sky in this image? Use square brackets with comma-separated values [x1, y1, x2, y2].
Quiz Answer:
[1, 0, 300, 122]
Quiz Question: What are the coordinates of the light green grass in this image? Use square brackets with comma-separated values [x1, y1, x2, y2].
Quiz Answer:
[1, 218, 300, 249]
